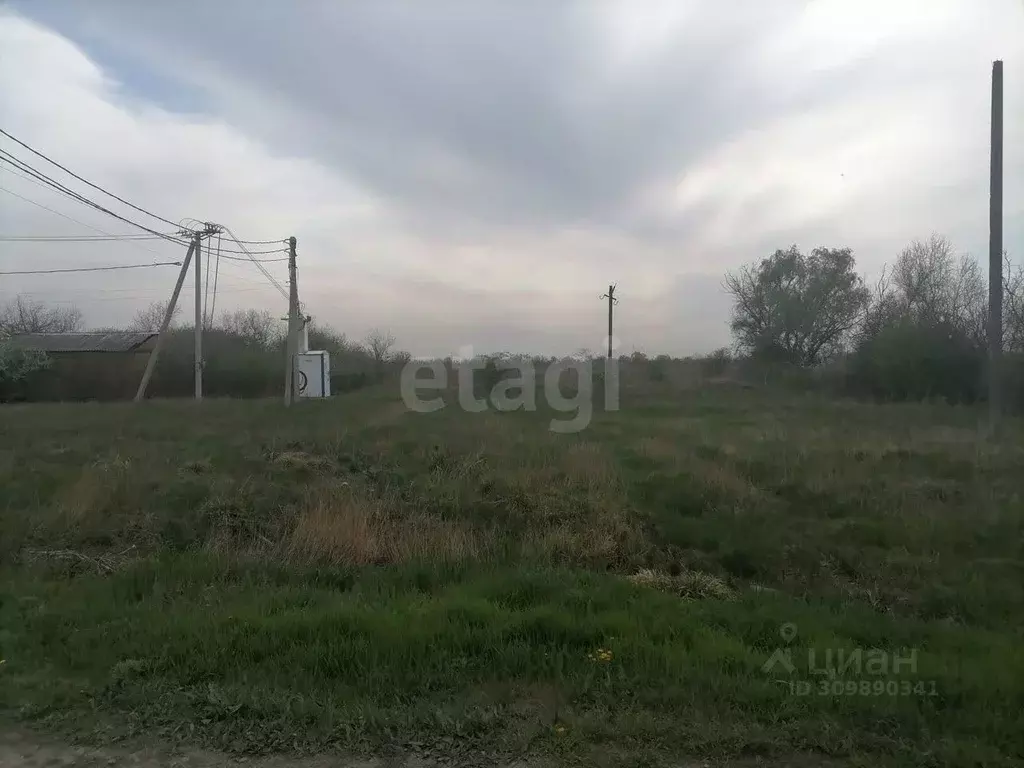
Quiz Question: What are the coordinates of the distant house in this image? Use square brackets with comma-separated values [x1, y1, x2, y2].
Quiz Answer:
[6, 332, 157, 401]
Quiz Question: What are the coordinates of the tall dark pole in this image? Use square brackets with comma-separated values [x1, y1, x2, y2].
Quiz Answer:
[600, 284, 618, 358]
[193, 231, 203, 401]
[989, 60, 1004, 434]
[284, 236, 299, 406]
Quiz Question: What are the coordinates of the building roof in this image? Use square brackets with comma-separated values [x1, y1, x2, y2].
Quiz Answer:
[7, 332, 157, 353]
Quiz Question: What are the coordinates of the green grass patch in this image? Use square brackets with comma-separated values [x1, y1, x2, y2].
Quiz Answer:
[0, 388, 1022, 765]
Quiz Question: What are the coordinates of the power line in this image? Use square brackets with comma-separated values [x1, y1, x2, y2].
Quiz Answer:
[0, 127, 181, 229]
[208, 233, 223, 327]
[1, 158, 125, 213]
[220, 225, 289, 299]
[218, 253, 289, 263]
[7, 285, 280, 305]
[0, 150, 188, 244]
[0, 234, 172, 242]
[0, 185, 193, 267]
[230, 237, 288, 245]
[0, 261, 182, 276]
[215, 247, 288, 256]
[0, 185, 125, 237]
[215, 263, 284, 286]
[2, 152, 286, 257]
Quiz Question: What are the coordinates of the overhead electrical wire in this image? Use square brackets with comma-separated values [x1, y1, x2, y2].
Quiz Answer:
[0, 127, 181, 229]
[226, 237, 288, 246]
[203, 235, 213, 327]
[1, 159, 133, 214]
[1, 132, 294, 315]
[0, 262, 182, 276]
[0, 234, 174, 242]
[0, 184, 193, 269]
[220, 225, 289, 299]
[0, 150, 189, 244]
[203, 232, 225, 329]
[0, 185, 134, 239]
[15, 284, 279, 305]
[1, 152, 286, 257]
[208, 232, 223, 327]
[218, 253, 288, 263]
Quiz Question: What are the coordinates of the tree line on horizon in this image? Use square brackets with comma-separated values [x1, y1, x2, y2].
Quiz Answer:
[0, 298, 404, 400]
[3, 232, 1024, 407]
[722, 234, 1024, 405]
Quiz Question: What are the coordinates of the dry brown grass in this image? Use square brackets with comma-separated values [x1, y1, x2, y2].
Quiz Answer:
[562, 441, 621, 492]
[271, 451, 333, 472]
[636, 436, 761, 508]
[627, 567, 735, 600]
[49, 455, 138, 533]
[520, 512, 641, 566]
[285, 482, 485, 566]
[505, 442, 632, 546]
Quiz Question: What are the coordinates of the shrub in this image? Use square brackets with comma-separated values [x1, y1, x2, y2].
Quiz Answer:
[848, 319, 983, 403]
[0, 341, 50, 402]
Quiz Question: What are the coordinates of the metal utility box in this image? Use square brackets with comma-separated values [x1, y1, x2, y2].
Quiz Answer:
[297, 351, 330, 398]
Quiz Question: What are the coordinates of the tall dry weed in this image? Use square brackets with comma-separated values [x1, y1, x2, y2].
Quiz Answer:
[286, 483, 484, 566]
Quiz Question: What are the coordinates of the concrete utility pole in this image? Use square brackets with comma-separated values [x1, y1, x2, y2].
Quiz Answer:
[600, 284, 618, 358]
[284, 236, 299, 406]
[989, 60, 1004, 435]
[194, 230, 203, 401]
[135, 238, 196, 401]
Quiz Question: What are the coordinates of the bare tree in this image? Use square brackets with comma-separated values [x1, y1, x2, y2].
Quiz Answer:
[219, 309, 280, 347]
[0, 296, 83, 335]
[1005, 256, 1024, 353]
[128, 300, 181, 332]
[863, 235, 987, 346]
[364, 328, 396, 377]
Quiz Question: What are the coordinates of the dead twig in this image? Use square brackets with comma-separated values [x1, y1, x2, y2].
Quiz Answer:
[23, 545, 136, 574]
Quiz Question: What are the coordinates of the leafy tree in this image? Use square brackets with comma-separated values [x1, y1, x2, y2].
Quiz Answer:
[725, 246, 869, 367]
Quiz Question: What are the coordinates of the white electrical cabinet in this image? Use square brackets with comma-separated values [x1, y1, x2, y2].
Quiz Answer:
[297, 351, 331, 398]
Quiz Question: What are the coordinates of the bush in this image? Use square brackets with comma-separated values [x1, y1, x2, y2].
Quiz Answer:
[702, 347, 732, 377]
[848, 319, 983, 403]
[0, 342, 50, 402]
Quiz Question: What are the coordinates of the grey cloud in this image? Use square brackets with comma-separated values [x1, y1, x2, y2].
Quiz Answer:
[7, 2, 1023, 356]
[27, 1, 814, 234]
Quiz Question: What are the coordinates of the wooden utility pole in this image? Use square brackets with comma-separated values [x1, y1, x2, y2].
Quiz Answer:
[989, 60, 1004, 434]
[135, 238, 196, 401]
[600, 284, 618, 358]
[194, 230, 203, 401]
[284, 236, 299, 406]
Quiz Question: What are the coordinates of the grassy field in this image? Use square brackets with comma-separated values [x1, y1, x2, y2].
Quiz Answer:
[0, 385, 1022, 766]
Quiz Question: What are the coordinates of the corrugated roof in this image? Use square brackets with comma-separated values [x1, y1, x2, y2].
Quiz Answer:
[7, 332, 157, 353]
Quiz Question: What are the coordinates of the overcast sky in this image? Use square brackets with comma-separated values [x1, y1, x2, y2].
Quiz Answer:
[1, 1, 1022, 357]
